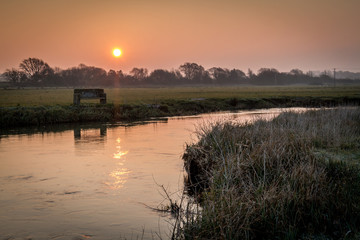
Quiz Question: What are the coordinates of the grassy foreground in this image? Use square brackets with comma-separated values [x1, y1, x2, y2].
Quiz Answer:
[177, 107, 360, 239]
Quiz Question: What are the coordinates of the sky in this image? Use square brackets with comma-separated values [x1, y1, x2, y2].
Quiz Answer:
[1, 0, 360, 74]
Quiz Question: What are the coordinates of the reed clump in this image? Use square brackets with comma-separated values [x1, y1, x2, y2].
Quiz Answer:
[179, 107, 360, 239]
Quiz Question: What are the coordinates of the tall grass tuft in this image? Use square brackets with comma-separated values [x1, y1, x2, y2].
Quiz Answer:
[177, 107, 360, 239]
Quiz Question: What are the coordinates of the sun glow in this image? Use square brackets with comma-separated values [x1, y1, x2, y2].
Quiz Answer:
[113, 48, 122, 57]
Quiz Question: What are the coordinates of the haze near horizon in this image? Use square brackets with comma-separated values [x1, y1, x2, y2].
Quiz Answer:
[1, 0, 359, 73]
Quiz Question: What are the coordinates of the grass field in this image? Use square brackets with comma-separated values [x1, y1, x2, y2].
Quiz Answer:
[1, 86, 360, 128]
[1, 86, 360, 106]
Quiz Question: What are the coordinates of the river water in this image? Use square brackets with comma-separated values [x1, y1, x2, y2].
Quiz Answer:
[0, 108, 300, 239]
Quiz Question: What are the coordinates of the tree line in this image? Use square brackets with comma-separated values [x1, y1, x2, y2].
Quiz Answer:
[2, 57, 360, 88]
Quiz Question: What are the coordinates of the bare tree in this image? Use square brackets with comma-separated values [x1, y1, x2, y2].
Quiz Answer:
[256, 68, 279, 85]
[208, 67, 230, 81]
[130, 68, 148, 80]
[290, 69, 304, 76]
[3, 68, 27, 87]
[247, 68, 255, 80]
[179, 62, 206, 81]
[148, 69, 179, 85]
[3, 68, 22, 84]
[19, 58, 53, 84]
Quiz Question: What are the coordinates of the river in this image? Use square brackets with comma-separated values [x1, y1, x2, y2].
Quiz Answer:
[0, 108, 301, 239]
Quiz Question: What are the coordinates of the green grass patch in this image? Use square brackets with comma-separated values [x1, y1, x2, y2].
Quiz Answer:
[1, 86, 360, 128]
[1, 86, 360, 107]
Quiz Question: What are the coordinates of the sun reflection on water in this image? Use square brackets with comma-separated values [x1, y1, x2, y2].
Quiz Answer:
[113, 149, 128, 159]
[106, 137, 131, 189]
[108, 168, 131, 189]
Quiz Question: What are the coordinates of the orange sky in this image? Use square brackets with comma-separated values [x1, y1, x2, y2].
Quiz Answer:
[1, 0, 360, 73]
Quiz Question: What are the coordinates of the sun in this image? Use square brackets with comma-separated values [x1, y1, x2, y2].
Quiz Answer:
[113, 48, 122, 57]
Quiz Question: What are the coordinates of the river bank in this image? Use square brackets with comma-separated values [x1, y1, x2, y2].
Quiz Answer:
[1, 96, 360, 128]
[176, 107, 360, 239]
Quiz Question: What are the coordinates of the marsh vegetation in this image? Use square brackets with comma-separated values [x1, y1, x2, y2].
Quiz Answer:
[172, 107, 360, 239]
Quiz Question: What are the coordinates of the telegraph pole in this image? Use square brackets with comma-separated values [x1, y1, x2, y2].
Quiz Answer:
[333, 68, 336, 87]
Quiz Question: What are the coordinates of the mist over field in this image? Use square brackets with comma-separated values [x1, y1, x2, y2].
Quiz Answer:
[2, 58, 360, 88]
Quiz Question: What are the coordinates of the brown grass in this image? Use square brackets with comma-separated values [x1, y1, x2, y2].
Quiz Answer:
[173, 107, 360, 239]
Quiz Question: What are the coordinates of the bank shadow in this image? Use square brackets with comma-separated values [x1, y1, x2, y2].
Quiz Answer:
[0, 119, 169, 142]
